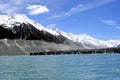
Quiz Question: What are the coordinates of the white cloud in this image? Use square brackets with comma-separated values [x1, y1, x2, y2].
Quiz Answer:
[102, 20, 116, 26]
[26, 5, 49, 15]
[0, 0, 46, 15]
[48, 15, 63, 19]
[102, 19, 120, 29]
[65, 0, 113, 16]
[49, 0, 113, 19]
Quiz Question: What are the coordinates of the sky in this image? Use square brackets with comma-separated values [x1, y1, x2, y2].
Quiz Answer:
[0, 0, 120, 40]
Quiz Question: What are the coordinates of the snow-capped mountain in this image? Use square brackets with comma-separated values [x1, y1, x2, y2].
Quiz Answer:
[49, 27, 120, 49]
[107, 40, 120, 47]
[0, 14, 120, 49]
[0, 14, 84, 55]
[0, 14, 58, 35]
[0, 14, 70, 43]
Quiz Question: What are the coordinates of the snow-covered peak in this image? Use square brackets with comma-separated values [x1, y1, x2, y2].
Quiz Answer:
[0, 14, 59, 36]
[50, 28, 120, 49]
[78, 33, 96, 42]
[107, 40, 120, 47]
[0, 14, 29, 27]
[67, 33, 113, 48]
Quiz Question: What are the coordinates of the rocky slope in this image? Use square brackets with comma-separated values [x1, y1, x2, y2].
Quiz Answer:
[0, 39, 81, 56]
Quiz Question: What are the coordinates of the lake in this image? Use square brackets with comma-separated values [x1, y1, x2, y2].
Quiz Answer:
[0, 54, 120, 80]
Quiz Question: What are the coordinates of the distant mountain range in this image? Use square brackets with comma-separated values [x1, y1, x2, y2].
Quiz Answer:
[49, 26, 120, 49]
[0, 14, 120, 55]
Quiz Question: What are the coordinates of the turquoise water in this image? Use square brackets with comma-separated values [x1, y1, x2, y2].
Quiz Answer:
[0, 54, 120, 80]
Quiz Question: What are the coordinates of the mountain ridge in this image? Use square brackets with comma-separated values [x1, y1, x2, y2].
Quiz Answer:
[0, 14, 68, 43]
[0, 14, 120, 50]
[49, 26, 120, 49]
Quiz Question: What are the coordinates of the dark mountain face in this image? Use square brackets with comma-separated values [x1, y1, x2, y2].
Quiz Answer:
[0, 22, 71, 44]
[0, 26, 15, 39]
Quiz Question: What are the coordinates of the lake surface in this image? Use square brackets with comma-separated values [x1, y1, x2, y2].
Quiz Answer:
[0, 54, 120, 80]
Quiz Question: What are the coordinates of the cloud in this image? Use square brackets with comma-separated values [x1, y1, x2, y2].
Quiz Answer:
[48, 15, 63, 19]
[26, 4, 49, 15]
[0, 0, 47, 15]
[65, 0, 113, 16]
[102, 19, 120, 29]
[102, 20, 116, 26]
[49, 0, 113, 19]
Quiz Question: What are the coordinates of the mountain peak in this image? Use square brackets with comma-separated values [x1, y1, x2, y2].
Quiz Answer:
[79, 33, 95, 40]
[0, 14, 59, 36]
[79, 33, 90, 37]
[10, 14, 29, 21]
[0, 14, 31, 28]
[0, 14, 28, 23]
